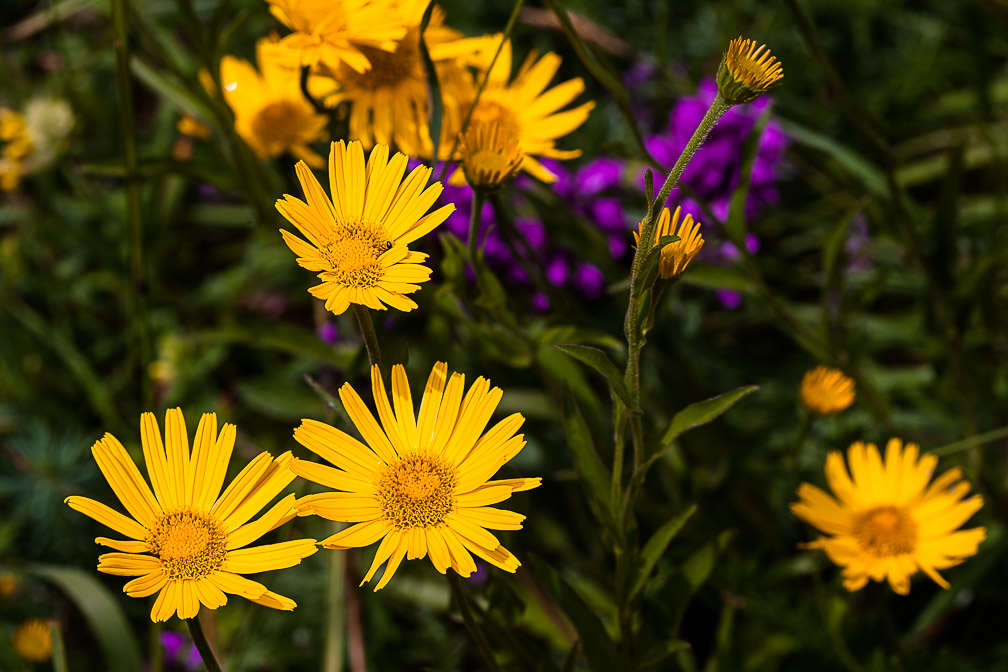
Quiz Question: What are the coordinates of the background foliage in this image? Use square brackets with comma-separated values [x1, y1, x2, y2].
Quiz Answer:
[2, 0, 1008, 670]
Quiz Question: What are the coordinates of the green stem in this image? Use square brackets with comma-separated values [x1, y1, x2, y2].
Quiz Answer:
[186, 615, 224, 672]
[446, 573, 501, 672]
[324, 522, 346, 672]
[788, 410, 813, 475]
[112, 0, 152, 409]
[151, 621, 163, 672]
[931, 425, 1008, 457]
[468, 189, 487, 266]
[436, 0, 525, 183]
[352, 303, 385, 375]
[611, 404, 626, 509]
[49, 622, 69, 672]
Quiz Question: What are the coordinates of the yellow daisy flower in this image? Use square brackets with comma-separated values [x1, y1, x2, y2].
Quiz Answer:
[634, 206, 704, 279]
[458, 120, 524, 192]
[292, 362, 541, 590]
[453, 38, 594, 184]
[717, 37, 783, 106]
[266, 0, 406, 73]
[792, 438, 986, 594]
[13, 619, 51, 662]
[219, 37, 328, 167]
[276, 140, 453, 314]
[65, 409, 318, 623]
[800, 365, 855, 416]
[309, 1, 490, 158]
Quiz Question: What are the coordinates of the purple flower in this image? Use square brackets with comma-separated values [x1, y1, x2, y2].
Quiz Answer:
[574, 263, 606, 298]
[546, 256, 569, 287]
[716, 290, 744, 309]
[316, 321, 340, 344]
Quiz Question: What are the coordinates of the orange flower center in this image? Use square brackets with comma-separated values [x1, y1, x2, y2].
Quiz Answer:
[853, 506, 917, 558]
[250, 100, 312, 151]
[320, 223, 389, 288]
[148, 511, 227, 580]
[377, 452, 456, 529]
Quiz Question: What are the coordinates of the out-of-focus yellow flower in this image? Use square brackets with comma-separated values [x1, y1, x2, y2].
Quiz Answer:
[177, 115, 211, 141]
[792, 439, 986, 594]
[309, 1, 488, 158]
[451, 38, 594, 184]
[265, 0, 406, 73]
[219, 37, 328, 167]
[458, 121, 523, 192]
[1, 108, 32, 191]
[717, 37, 783, 105]
[13, 619, 52, 662]
[276, 141, 453, 314]
[800, 365, 855, 416]
[0, 572, 18, 596]
[634, 206, 704, 279]
[65, 409, 317, 622]
[292, 362, 540, 590]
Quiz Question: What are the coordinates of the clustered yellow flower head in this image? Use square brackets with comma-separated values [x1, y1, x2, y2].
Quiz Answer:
[291, 362, 540, 589]
[277, 140, 452, 314]
[1, 99, 73, 191]
[216, 36, 329, 167]
[792, 438, 985, 594]
[717, 37, 783, 106]
[634, 206, 705, 279]
[65, 409, 318, 622]
[451, 37, 595, 184]
[801, 365, 855, 416]
[307, 1, 493, 159]
[12, 619, 52, 663]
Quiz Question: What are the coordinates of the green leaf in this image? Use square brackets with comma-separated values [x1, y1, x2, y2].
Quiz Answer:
[531, 558, 622, 672]
[638, 639, 690, 670]
[29, 564, 144, 672]
[656, 385, 759, 452]
[131, 57, 215, 122]
[775, 118, 887, 197]
[678, 263, 755, 293]
[187, 324, 355, 368]
[418, 1, 444, 163]
[629, 505, 697, 600]
[666, 531, 734, 634]
[633, 234, 679, 295]
[644, 168, 654, 205]
[555, 343, 638, 412]
[562, 387, 612, 513]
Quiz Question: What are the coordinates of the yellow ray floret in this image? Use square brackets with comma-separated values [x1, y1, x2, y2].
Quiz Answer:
[65, 409, 318, 622]
[450, 37, 594, 184]
[717, 37, 783, 105]
[800, 365, 855, 416]
[791, 438, 986, 595]
[634, 206, 704, 279]
[276, 140, 454, 314]
[292, 362, 541, 590]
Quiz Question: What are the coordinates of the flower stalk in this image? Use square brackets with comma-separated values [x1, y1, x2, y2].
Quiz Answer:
[447, 573, 501, 672]
[352, 303, 385, 376]
[186, 615, 224, 672]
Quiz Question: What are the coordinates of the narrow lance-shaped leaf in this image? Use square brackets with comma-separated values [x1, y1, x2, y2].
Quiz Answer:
[724, 107, 770, 245]
[562, 387, 611, 513]
[653, 385, 759, 457]
[532, 558, 622, 672]
[556, 343, 638, 412]
[666, 530, 735, 634]
[632, 235, 680, 296]
[629, 504, 697, 600]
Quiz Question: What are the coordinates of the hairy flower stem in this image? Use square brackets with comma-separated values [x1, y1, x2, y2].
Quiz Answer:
[447, 573, 501, 672]
[352, 304, 385, 377]
[112, 0, 152, 410]
[468, 189, 487, 267]
[186, 615, 224, 672]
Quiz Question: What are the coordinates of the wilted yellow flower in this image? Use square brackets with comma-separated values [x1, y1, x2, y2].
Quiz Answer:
[634, 206, 704, 279]
[65, 409, 318, 622]
[458, 121, 523, 191]
[219, 37, 328, 166]
[801, 365, 855, 415]
[452, 38, 594, 184]
[277, 140, 453, 314]
[717, 37, 783, 105]
[266, 0, 406, 72]
[12, 619, 51, 662]
[309, 1, 489, 158]
[792, 439, 986, 594]
[292, 362, 540, 590]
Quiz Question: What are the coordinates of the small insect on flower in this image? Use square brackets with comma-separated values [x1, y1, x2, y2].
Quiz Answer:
[65, 409, 318, 622]
[291, 362, 541, 590]
[634, 206, 705, 279]
[717, 37, 783, 106]
[792, 438, 986, 594]
[277, 140, 454, 315]
[800, 365, 855, 416]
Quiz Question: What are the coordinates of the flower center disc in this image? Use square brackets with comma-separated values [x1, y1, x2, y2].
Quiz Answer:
[321, 223, 388, 287]
[853, 505, 917, 558]
[148, 511, 227, 580]
[377, 453, 456, 529]
[336, 31, 420, 91]
[470, 102, 521, 138]
[250, 101, 311, 150]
